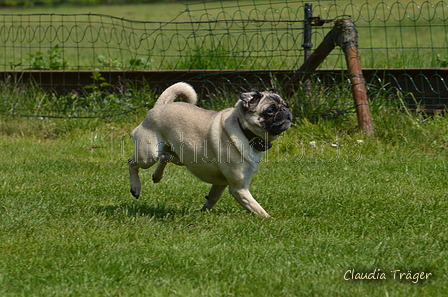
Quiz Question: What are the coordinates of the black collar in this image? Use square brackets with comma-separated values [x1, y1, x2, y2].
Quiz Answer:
[237, 119, 272, 152]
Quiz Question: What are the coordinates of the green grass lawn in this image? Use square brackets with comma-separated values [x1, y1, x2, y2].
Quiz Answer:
[1, 106, 447, 296]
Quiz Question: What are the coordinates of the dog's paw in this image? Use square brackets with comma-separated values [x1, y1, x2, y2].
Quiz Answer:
[201, 202, 210, 212]
[152, 173, 163, 183]
[130, 187, 140, 199]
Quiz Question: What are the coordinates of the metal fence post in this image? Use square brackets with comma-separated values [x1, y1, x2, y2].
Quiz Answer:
[302, 3, 313, 96]
[303, 3, 313, 62]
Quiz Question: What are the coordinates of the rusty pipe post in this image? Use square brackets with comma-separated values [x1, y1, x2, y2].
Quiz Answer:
[334, 19, 374, 136]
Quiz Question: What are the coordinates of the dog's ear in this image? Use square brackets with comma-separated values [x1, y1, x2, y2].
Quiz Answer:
[240, 90, 262, 110]
[268, 88, 290, 108]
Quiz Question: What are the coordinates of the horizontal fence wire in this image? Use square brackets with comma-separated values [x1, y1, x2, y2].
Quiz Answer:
[0, 0, 447, 119]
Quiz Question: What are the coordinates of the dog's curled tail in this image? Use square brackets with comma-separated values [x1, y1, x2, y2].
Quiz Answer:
[155, 82, 198, 106]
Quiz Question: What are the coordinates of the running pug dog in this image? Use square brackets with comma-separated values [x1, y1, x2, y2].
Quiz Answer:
[128, 82, 292, 218]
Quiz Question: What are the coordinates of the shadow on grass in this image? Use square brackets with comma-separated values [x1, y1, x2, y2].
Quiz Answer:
[97, 200, 196, 220]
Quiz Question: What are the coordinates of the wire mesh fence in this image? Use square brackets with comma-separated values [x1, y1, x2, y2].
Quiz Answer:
[1, 1, 447, 70]
[0, 0, 447, 119]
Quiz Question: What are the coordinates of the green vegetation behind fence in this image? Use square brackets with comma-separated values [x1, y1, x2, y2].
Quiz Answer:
[1, 0, 447, 71]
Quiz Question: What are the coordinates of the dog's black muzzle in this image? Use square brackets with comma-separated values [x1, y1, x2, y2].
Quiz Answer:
[266, 107, 292, 135]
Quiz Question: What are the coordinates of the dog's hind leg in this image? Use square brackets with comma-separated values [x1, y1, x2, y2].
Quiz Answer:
[152, 153, 172, 183]
[129, 157, 159, 198]
[201, 185, 227, 211]
[128, 135, 159, 198]
[129, 157, 143, 198]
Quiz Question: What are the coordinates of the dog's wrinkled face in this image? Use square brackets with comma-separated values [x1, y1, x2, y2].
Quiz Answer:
[240, 89, 292, 136]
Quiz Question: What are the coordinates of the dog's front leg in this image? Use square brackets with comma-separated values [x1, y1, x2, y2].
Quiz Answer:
[202, 185, 227, 211]
[229, 186, 271, 218]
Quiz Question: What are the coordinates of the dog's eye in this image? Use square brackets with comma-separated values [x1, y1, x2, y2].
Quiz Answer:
[266, 106, 277, 115]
